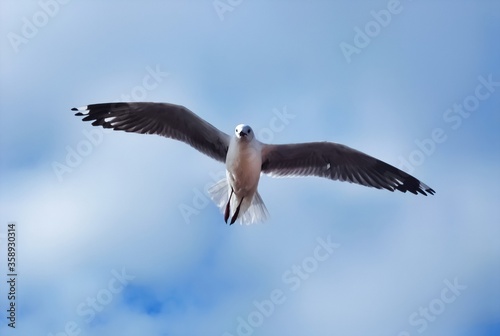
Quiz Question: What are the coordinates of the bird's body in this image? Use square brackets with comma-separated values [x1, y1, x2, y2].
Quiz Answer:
[226, 128, 262, 197]
[225, 132, 262, 220]
[73, 102, 435, 224]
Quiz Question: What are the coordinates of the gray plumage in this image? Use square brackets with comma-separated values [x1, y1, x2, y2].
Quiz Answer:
[73, 102, 435, 224]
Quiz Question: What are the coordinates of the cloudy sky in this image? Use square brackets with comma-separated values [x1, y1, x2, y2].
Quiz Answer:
[1, 0, 499, 335]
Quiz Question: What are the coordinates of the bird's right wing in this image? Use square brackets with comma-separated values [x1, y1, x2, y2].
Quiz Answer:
[73, 102, 230, 163]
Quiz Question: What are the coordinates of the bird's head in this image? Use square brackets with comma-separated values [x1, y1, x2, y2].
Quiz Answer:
[235, 124, 254, 141]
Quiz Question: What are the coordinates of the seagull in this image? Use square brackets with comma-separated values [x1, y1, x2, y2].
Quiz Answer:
[72, 102, 435, 225]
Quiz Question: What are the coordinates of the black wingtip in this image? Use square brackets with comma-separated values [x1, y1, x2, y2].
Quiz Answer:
[71, 107, 78, 111]
[74, 112, 84, 116]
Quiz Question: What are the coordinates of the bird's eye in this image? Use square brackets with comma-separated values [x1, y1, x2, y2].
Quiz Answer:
[248, 129, 251, 133]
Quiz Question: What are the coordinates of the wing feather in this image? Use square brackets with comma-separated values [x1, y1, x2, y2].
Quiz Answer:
[261, 142, 435, 195]
[73, 102, 230, 162]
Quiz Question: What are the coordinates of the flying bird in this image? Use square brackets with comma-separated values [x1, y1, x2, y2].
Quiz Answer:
[72, 102, 435, 225]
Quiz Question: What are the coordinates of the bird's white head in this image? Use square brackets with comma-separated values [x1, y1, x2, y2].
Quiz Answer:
[235, 124, 254, 141]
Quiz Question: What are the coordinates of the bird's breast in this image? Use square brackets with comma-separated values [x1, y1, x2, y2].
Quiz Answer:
[226, 140, 262, 194]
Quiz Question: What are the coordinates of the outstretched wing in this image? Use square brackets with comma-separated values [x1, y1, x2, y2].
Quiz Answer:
[261, 142, 435, 195]
[73, 102, 230, 163]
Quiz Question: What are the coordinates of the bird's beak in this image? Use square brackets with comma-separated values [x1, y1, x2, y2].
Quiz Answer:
[239, 131, 246, 137]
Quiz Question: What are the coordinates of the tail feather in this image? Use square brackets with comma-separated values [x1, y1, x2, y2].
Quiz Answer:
[208, 178, 229, 211]
[239, 190, 269, 224]
[208, 179, 269, 225]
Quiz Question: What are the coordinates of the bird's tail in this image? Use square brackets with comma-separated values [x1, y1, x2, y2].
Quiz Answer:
[208, 179, 269, 225]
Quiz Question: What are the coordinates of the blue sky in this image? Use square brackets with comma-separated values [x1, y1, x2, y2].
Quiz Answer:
[1, 0, 499, 335]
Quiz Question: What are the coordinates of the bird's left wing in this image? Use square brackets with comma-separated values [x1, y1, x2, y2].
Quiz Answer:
[73, 102, 230, 163]
[261, 142, 435, 195]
